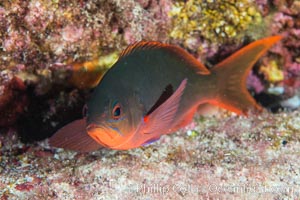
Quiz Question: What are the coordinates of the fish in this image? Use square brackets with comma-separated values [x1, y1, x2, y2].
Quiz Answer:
[49, 35, 282, 151]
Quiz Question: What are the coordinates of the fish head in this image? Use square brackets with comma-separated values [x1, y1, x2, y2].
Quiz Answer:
[86, 82, 144, 150]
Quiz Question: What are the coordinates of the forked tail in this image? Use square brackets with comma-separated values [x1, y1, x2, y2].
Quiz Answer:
[209, 36, 282, 115]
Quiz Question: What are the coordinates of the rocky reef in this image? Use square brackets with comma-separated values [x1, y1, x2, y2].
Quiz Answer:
[1, 111, 300, 199]
[0, 0, 299, 134]
[0, 0, 172, 140]
[0, 0, 300, 199]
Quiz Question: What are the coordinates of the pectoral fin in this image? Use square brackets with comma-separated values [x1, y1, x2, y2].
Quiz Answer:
[140, 78, 187, 135]
[142, 136, 161, 146]
[49, 118, 102, 152]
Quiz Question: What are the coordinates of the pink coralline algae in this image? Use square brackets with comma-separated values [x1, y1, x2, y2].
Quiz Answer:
[238, 0, 300, 110]
[0, 0, 173, 140]
[24, 0, 54, 32]
[62, 25, 84, 43]
[119, 0, 172, 44]
[247, 71, 265, 94]
[267, 1, 300, 95]
[0, 0, 172, 71]
[3, 29, 31, 52]
[288, 63, 300, 77]
[0, 74, 27, 127]
[15, 183, 34, 192]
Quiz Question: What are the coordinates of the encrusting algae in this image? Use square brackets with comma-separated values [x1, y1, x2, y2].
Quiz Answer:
[260, 60, 284, 83]
[169, 0, 263, 45]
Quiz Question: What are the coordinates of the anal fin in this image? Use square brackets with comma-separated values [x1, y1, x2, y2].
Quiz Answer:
[172, 107, 198, 131]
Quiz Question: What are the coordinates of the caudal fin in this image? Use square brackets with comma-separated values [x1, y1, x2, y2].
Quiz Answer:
[210, 35, 282, 115]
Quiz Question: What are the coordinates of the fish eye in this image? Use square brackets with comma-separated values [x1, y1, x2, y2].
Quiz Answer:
[112, 102, 121, 120]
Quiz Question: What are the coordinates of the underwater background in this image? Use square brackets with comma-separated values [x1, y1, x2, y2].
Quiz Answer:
[0, 0, 300, 199]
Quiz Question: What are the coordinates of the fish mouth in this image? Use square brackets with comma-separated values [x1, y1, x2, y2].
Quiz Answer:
[86, 123, 121, 148]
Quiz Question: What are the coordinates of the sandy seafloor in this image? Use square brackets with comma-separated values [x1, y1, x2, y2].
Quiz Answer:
[1, 110, 300, 199]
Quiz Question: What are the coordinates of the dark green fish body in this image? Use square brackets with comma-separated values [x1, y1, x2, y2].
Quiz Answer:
[88, 45, 214, 130]
[49, 36, 282, 151]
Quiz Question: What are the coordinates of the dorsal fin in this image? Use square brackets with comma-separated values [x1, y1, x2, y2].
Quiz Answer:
[120, 41, 166, 58]
[119, 41, 210, 75]
[167, 45, 211, 75]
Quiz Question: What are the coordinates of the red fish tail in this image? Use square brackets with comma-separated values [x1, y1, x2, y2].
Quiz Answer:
[209, 35, 282, 115]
